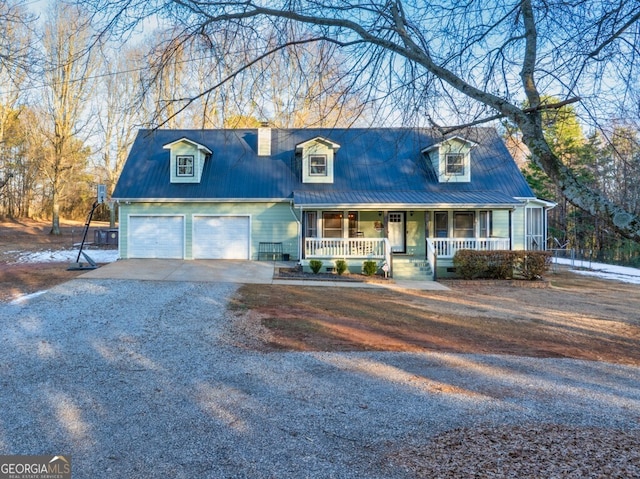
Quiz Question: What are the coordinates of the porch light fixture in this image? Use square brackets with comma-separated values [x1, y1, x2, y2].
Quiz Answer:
[378, 211, 382, 216]
[410, 211, 414, 216]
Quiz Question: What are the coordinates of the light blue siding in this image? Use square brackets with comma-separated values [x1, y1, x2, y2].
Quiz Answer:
[119, 201, 299, 260]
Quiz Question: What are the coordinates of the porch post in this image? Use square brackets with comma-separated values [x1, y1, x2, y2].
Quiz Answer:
[342, 210, 349, 239]
[298, 207, 303, 260]
[382, 211, 388, 244]
[509, 209, 513, 251]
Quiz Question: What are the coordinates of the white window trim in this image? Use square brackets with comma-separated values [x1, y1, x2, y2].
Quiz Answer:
[305, 211, 318, 238]
[445, 153, 465, 176]
[309, 155, 328, 176]
[176, 155, 194, 177]
[453, 211, 475, 238]
[479, 210, 493, 238]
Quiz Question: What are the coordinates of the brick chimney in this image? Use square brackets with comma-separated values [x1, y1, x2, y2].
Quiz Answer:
[257, 122, 271, 156]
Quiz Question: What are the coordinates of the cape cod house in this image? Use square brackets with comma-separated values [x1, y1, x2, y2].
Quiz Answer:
[112, 127, 554, 280]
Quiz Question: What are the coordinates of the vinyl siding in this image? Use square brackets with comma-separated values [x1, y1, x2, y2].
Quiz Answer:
[492, 210, 510, 239]
[119, 201, 299, 260]
[512, 206, 526, 250]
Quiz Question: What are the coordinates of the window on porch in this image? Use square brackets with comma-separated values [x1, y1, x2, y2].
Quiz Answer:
[322, 211, 343, 237]
[479, 210, 493, 237]
[453, 212, 474, 238]
[304, 211, 318, 238]
[434, 211, 448, 238]
[321, 211, 358, 238]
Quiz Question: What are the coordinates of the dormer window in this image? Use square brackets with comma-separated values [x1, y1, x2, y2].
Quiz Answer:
[309, 155, 327, 176]
[177, 155, 194, 177]
[422, 136, 477, 183]
[445, 153, 465, 176]
[163, 137, 212, 184]
[296, 136, 340, 184]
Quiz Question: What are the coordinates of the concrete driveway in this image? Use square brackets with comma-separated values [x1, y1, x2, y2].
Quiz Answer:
[79, 259, 450, 290]
[80, 258, 277, 283]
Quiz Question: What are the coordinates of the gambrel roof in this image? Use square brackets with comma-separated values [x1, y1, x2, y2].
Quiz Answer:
[113, 127, 535, 206]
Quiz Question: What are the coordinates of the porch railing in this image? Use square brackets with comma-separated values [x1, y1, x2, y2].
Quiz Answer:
[432, 237, 511, 258]
[305, 237, 387, 259]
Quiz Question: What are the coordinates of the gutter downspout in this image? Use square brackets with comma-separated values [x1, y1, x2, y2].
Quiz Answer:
[524, 199, 530, 250]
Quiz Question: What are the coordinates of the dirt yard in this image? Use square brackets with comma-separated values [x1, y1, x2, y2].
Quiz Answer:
[0, 218, 105, 302]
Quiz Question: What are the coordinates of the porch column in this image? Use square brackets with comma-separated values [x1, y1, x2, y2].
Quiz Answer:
[382, 211, 388, 243]
[342, 210, 349, 238]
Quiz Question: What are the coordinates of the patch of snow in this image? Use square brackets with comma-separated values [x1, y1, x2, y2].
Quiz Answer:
[554, 258, 640, 285]
[9, 290, 48, 305]
[16, 249, 119, 264]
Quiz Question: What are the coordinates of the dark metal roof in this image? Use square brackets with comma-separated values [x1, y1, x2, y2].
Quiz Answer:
[293, 190, 521, 208]
[113, 127, 536, 203]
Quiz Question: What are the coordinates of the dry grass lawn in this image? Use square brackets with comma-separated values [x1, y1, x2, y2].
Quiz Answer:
[230, 271, 640, 365]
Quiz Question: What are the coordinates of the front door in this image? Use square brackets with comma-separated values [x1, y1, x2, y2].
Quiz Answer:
[388, 211, 406, 253]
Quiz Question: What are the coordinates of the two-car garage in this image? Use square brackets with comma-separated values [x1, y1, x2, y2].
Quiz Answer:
[127, 215, 250, 260]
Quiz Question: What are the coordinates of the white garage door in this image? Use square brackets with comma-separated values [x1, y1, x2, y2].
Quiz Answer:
[193, 216, 250, 259]
[129, 215, 184, 259]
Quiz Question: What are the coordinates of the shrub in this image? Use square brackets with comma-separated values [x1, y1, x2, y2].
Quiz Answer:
[309, 259, 323, 274]
[484, 251, 517, 279]
[453, 250, 486, 279]
[362, 260, 378, 276]
[453, 250, 551, 280]
[335, 259, 348, 275]
[516, 251, 552, 280]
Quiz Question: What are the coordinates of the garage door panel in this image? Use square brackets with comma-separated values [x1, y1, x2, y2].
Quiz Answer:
[193, 216, 249, 259]
[129, 216, 184, 259]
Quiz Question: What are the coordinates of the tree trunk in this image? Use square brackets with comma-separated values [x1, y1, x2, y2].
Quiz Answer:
[50, 196, 61, 235]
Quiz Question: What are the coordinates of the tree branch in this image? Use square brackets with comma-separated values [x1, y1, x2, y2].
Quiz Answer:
[153, 36, 336, 128]
[435, 97, 582, 135]
[589, 10, 640, 59]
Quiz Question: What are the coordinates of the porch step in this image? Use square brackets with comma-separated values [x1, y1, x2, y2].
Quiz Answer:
[392, 257, 433, 280]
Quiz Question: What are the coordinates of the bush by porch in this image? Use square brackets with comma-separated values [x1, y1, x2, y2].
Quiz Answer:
[453, 250, 552, 280]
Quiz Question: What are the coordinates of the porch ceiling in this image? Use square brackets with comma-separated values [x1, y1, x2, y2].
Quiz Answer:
[293, 190, 522, 209]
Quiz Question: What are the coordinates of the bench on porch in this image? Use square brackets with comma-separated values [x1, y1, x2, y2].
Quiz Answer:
[258, 242, 283, 261]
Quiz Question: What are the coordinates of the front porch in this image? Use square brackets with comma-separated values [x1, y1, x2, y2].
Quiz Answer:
[297, 205, 546, 280]
[302, 236, 512, 279]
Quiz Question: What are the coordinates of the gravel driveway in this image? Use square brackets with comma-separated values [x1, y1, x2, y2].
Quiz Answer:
[1, 278, 639, 478]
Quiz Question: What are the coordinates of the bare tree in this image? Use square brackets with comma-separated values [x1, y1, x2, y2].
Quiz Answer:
[0, 1, 35, 216]
[0, 0, 35, 73]
[94, 46, 145, 226]
[80, 0, 640, 240]
[134, 21, 370, 128]
[40, 3, 96, 234]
